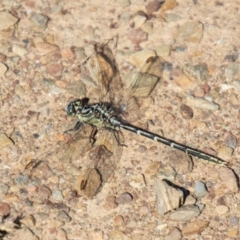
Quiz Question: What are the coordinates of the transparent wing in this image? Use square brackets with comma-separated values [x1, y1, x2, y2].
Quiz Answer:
[75, 128, 124, 198]
[25, 121, 123, 198]
[86, 40, 123, 104]
[117, 56, 165, 122]
[26, 125, 93, 179]
[87, 43, 164, 122]
[124, 56, 164, 100]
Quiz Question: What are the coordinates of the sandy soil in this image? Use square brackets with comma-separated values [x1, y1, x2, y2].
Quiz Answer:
[0, 0, 240, 239]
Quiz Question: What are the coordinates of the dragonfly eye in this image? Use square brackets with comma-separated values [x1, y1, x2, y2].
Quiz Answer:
[67, 99, 82, 117]
[66, 102, 76, 117]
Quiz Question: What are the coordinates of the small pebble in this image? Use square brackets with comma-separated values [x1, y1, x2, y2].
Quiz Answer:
[36, 212, 50, 220]
[36, 163, 54, 179]
[109, 230, 126, 240]
[229, 216, 239, 225]
[169, 151, 193, 174]
[218, 167, 238, 193]
[132, 14, 147, 28]
[185, 96, 219, 110]
[25, 199, 33, 207]
[180, 104, 193, 119]
[52, 190, 64, 201]
[129, 174, 145, 188]
[184, 63, 209, 81]
[35, 42, 59, 55]
[103, 196, 118, 210]
[0, 133, 13, 149]
[175, 21, 203, 44]
[138, 145, 147, 153]
[146, 0, 163, 15]
[164, 227, 182, 240]
[224, 132, 237, 149]
[141, 22, 153, 34]
[5, 195, 19, 202]
[182, 220, 209, 236]
[169, 205, 201, 222]
[20, 214, 36, 227]
[161, 0, 178, 11]
[51, 5, 63, 14]
[226, 228, 238, 238]
[0, 184, 9, 195]
[194, 181, 208, 198]
[218, 146, 234, 160]
[184, 195, 197, 205]
[119, 12, 131, 22]
[30, 13, 49, 29]
[156, 44, 171, 57]
[193, 87, 205, 97]
[174, 73, 195, 89]
[115, 192, 133, 204]
[37, 185, 52, 201]
[0, 12, 18, 30]
[145, 161, 161, 176]
[158, 165, 176, 181]
[12, 44, 27, 56]
[57, 210, 71, 222]
[114, 215, 124, 226]
[215, 205, 229, 215]
[61, 47, 75, 60]
[0, 202, 10, 217]
[127, 29, 148, 46]
[47, 63, 63, 77]
[14, 175, 29, 185]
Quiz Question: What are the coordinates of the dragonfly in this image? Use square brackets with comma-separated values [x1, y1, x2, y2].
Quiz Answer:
[28, 40, 227, 198]
[61, 39, 227, 198]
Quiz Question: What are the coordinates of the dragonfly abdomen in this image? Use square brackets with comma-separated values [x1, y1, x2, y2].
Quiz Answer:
[120, 124, 227, 166]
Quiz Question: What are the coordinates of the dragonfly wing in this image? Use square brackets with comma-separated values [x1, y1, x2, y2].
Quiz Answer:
[75, 128, 123, 198]
[86, 40, 123, 104]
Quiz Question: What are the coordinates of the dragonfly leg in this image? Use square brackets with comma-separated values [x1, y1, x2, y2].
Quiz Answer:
[64, 121, 83, 133]
[113, 130, 127, 147]
[89, 126, 97, 143]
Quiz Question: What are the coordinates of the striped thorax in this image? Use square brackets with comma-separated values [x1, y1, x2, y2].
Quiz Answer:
[67, 99, 121, 130]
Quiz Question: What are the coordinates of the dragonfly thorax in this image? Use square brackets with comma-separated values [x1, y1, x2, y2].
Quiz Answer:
[67, 99, 121, 130]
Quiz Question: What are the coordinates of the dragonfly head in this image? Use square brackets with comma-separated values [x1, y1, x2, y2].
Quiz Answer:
[66, 99, 83, 117]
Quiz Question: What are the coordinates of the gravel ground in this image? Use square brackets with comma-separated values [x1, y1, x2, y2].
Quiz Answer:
[1, 0, 240, 239]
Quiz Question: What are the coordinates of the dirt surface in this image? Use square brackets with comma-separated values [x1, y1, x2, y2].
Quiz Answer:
[1, 0, 240, 239]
